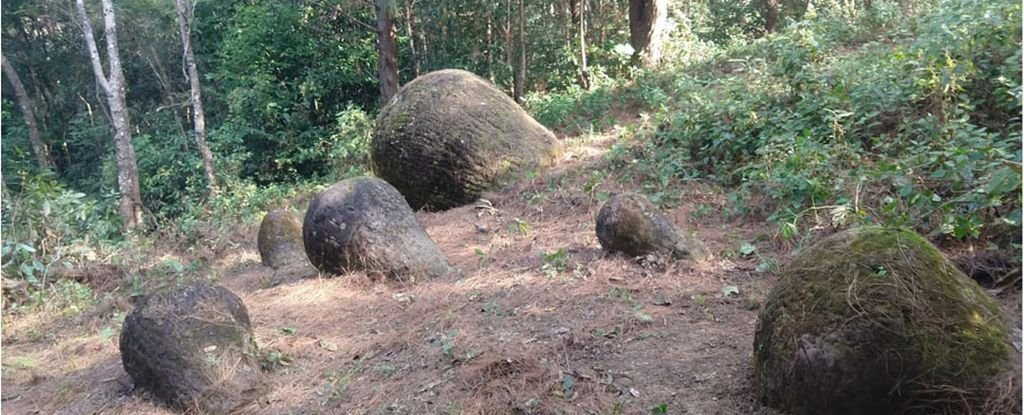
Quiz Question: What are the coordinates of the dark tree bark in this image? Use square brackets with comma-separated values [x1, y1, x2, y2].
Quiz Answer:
[175, 0, 218, 195]
[765, 0, 779, 34]
[1, 53, 54, 170]
[562, 0, 574, 51]
[376, 0, 399, 103]
[629, 0, 667, 67]
[76, 0, 143, 231]
[577, 0, 590, 89]
[514, 0, 526, 103]
[405, 0, 420, 77]
[486, 8, 494, 81]
[505, 0, 516, 96]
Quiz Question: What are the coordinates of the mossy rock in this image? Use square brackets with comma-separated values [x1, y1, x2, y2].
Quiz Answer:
[753, 227, 1012, 415]
[371, 69, 560, 211]
[302, 176, 450, 281]
[257, 209, 306, 269]
[120, 283, 262, 414]
[595, 193, 706, 260]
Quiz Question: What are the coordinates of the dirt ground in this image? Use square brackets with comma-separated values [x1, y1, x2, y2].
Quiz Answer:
[2, 132, 1019, 415]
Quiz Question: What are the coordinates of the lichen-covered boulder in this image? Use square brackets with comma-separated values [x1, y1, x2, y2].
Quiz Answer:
[754, 227, 1012, 415]
[257, 209, 306, 269]
[302, 176, 449, 280]
[120, 283, 262, 414]
[595, 193, 705, 260]
[371, 69, 559, 211]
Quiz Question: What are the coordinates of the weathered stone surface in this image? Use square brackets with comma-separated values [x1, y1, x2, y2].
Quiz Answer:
[302, 176, 449, 281]
[120, 283, 262, 414]
[257, 209, 306, 269]
[595, 193, 705, 260]
[371, 69, 559, 211]
[754, 227, 1013, 415]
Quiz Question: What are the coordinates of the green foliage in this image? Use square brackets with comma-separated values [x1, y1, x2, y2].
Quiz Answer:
[328, 105, 374, 180]
[1, 173, 121, 292]
[2, 0, 1019, 294]
[212, 2, 378, 184]
[623, 0, 1021, 243]
[541, 248, 569, 277]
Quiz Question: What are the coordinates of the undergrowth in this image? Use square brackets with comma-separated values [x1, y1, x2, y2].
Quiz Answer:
[530, 0, 1021, 249]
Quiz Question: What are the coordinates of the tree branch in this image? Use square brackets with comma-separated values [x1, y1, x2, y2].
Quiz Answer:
[100, 0, 125, 89]
[74, 0, 111, 95]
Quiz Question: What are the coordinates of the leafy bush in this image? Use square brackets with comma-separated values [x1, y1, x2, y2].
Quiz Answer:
[212, 2, 378, 184]
[629, 0, 1021, 243]
[1, 173, 122, 293]
[328, 105, 374, 180]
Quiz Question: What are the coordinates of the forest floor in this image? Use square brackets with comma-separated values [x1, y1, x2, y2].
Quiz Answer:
[2, 127, 1020, 415]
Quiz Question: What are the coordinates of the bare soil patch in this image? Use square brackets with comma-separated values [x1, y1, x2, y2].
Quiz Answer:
[2, 132, 1018, 415]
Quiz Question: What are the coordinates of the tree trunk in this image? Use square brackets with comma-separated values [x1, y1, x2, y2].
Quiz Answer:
[405, 0, 420, 77]
[486, 10, 494, 82]
[629, 0, 667, 67]
[764, 0, 779, 34]
[175, 0, 218, 196]
[578, 0, 590, 89]
[562, 0, 574, 51]
[376, 0, 399, 103]
[514, 0, 526, 103]
[76, 0, 143, 231]
[505, 0, 515, 96]
[1, 53, 54, 170]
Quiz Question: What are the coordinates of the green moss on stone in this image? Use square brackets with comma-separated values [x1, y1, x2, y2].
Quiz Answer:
[753, 226, 1011, 415]
[257, 210, 305, 269]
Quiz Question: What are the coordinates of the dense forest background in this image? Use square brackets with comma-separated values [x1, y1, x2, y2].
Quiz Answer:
[1, 0, 1020, 299]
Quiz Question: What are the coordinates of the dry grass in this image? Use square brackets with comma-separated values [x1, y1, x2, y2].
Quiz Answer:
[2, 132, 1017, 415]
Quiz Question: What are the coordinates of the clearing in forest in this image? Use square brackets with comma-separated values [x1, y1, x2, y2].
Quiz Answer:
[2, 130, 1020, 415]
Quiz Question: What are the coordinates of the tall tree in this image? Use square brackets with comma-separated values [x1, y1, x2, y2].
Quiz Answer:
[514, 0, 526, 103]
[1, 53, 54, 170]
[629, 0, 667, 67]
[405, 0, 421, 77]
[576, 0, 590, 89]
[376, 0, 399, 103]
[764, 0, 779, 33]
[75, 0, 143, 230]
[175, 0, 218, 195]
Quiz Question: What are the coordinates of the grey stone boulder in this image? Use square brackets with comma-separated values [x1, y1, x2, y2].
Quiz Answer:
[754, 227, 1013, 414]
[371, 69, 559, 211]
[302, 176, 450, 281]
[119, 283, 262, 414]
[595, 193, 705, 260]
[257, 209, 306, 269]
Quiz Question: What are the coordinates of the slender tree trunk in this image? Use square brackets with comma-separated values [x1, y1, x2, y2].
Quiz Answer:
[578, 0, 590, 89]
[405, 0, 420, 77]
[76, 0, 143, 231]
[505, 0, 515, 96]
[175, 0, 218, 195]
[562, 0, 574, 51]
[515, 0, 526, 103]
[629, 0, 667, 67]
[764, 0, 779, 34]
[486, 10, 494, 82]
[1, 53, 54, 170]
[375, 0, 399, 103]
